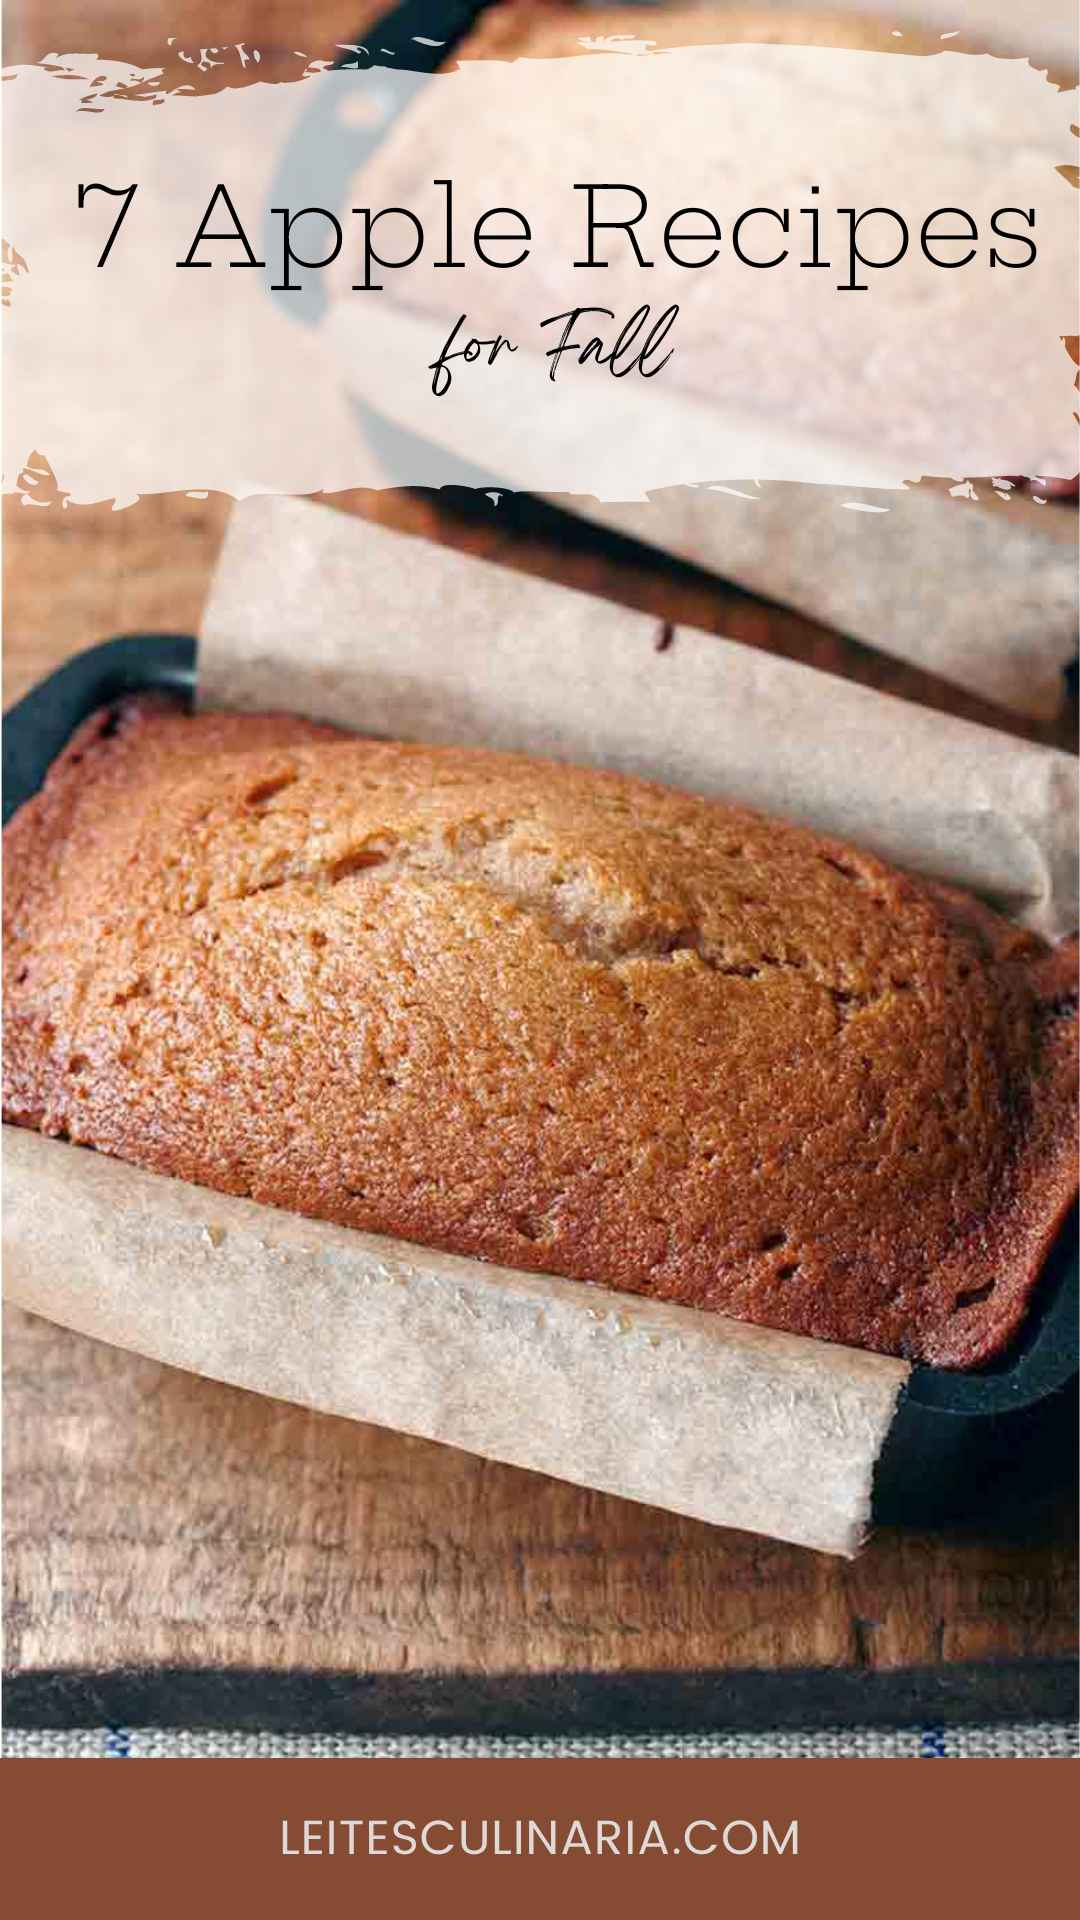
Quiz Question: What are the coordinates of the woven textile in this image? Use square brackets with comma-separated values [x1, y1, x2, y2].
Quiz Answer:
[3, 1722, 1076, 1759]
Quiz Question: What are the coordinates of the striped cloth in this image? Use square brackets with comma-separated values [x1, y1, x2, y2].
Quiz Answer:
[3, 1722, 1077, 1759]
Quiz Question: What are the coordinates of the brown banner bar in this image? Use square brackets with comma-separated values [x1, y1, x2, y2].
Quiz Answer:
[1, 1756, 1076, 1916]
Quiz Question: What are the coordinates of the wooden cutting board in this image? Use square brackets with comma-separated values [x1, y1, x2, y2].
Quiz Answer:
[4, 1300, 1077, 1733]
[3, 480, 1077, 1736]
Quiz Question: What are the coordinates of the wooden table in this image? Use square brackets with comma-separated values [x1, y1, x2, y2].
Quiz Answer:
[4, 0, 1077, 1737]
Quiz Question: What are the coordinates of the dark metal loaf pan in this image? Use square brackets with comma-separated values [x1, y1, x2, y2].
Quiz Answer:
[4, 632, 1077, 1526]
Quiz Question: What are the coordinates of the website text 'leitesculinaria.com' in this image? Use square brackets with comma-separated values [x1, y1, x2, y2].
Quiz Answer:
[281, 1816, 798, 1858]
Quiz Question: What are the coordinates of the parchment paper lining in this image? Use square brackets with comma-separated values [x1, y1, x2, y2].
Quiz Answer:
[3, 1131, 907, 1558]
[201, 499, 1077, 939]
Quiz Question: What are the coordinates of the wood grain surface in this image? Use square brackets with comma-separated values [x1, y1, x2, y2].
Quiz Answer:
[3, 0, 1077, 1734]
[3, 1304, 1077, 1731]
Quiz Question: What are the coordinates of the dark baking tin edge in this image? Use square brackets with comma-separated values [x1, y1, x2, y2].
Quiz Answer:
[3, 1656, 1077, 1737]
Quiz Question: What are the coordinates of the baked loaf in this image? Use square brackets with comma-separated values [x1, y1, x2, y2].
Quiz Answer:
[4, 696, 1076, 1367]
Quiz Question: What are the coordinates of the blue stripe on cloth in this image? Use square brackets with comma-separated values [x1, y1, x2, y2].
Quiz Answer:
[5, 1723, 1077, 1759]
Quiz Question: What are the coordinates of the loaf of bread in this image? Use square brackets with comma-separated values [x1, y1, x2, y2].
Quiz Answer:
[4, 696, 1076, 1367]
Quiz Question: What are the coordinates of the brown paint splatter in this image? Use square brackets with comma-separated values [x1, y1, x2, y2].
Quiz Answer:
[15, 450, 69, 511]
[2, 239, 29, 309]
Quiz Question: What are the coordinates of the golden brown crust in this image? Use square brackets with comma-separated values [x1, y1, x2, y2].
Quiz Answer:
[4, 696, 1076, 1368]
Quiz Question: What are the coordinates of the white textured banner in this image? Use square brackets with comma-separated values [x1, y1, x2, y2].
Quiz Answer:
[3, 41, 1077, 502]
